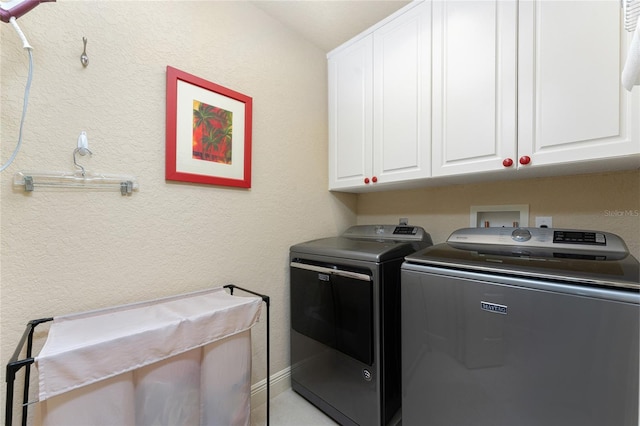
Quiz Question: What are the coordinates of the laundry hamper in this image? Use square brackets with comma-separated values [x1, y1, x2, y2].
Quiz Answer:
[5, 286, 269, 426]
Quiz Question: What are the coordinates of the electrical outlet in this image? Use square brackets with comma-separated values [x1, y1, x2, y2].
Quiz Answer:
[535, 216, 553, 228]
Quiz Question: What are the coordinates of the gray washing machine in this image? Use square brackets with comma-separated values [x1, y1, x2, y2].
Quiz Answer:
[401, 227, 639, 426]
[290, 225, 432, 426]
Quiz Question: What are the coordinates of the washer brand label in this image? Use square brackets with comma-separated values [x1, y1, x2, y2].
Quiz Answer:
[481, 301, 507, 315]
[318, 273, 330, 282]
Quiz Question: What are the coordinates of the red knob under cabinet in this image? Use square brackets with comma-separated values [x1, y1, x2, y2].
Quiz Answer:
[364, 178, 370, 184]
[519, 156, 531, 165]
[503, 158, 514, 167]
[372, 176, 378, 183]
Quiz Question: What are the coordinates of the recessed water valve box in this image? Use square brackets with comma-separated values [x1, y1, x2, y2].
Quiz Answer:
[470, 205, 529, 228]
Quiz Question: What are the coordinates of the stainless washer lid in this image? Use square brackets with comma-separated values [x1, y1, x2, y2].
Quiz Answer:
[404, 227, 640, 291]
[290, 225, 433, 263]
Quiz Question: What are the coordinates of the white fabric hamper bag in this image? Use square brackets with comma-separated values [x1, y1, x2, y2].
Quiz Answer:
[34, 287, 262, 426]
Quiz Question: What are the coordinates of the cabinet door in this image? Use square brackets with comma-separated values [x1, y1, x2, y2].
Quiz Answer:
[431, 0, 518, 177]
[328, 35, 373, 190]
[373, 1, 432, 185]
[518, 0, 640, 168]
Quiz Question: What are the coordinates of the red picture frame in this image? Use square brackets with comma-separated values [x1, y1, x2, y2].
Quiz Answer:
[166, 66, 252, 188]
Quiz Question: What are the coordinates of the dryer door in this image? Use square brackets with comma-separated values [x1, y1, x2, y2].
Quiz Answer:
[290, 260, 374, 365]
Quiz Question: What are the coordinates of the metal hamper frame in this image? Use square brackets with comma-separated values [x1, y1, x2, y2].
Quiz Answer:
[5, 285, 270, 426]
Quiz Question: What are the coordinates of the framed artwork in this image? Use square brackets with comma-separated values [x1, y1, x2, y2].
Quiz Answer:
[166, 66, 253, 188]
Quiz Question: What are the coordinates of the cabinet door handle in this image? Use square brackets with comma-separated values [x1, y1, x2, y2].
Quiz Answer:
[503, 158, 514, 167]
[364, 177, 370, 184]
[372, 176, 378, 183]
[519, 156, 531, 165]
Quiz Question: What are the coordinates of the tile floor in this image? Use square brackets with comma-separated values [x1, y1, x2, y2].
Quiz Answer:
[251, 388, 338, 426]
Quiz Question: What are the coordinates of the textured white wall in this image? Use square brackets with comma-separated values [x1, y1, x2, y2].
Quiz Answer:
[358, 170, 640, 260]
[0, 1, 357, 419]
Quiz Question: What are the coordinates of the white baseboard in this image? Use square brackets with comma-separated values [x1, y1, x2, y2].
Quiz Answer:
[250, 366, 291, 409]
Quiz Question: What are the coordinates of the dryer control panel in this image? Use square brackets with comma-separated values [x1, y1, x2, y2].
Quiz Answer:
[342, 224, 432, 243]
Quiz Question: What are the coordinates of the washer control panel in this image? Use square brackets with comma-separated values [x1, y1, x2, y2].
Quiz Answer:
[553, 230, 606, 245]
[447, 227, 629, 259]
[511, 228, 532, 242]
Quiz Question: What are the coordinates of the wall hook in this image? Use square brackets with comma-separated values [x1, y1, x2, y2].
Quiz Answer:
[80, 37, 89, 67]
[74, 131, 92, 176]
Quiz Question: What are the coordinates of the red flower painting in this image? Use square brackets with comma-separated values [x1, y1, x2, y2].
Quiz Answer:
[192, 100, 233, 164]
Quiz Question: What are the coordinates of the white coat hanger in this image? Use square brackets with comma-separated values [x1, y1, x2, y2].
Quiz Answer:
[13, 131, 139, 195]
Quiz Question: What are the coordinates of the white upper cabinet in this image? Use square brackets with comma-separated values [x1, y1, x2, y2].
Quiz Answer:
[433, 0, 639, 177]
[328, 1, 431, 191]
[517, 0, 639, 169]
[431, 0, 518, 176]
[328, 0, 639, 192]
[328, 34, 373, 190]
[373, 1, 432, 186]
